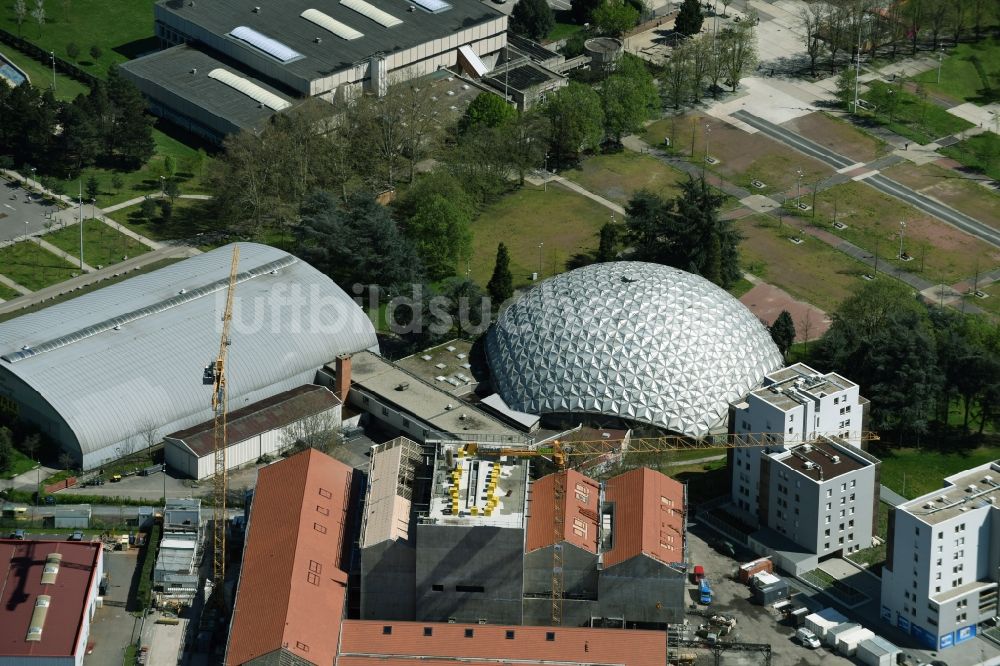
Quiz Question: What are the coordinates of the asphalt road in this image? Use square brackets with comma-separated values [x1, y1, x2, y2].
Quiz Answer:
[731, 110, 1000, 249]
[0, 178, 61, 243]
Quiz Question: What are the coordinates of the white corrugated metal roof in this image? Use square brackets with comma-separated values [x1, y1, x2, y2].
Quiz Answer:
[208, 68, 292, 110]
[0, 244, 378, 464]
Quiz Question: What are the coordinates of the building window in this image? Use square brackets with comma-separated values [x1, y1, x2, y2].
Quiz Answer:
[935, 586, 941, 593]
[826, 503, 832, 511]
[850, 480, 856, 488]
[432, 584, 444, 591]
[506, 630, 515, 639]
[825, 543, 830, 550]
[465, 629, 474, 638]
[825, 516, 831, 524]
[839, 537, 844, 544]
[956, 549, 964, 558]
[402, 418, 410, 428]
[827, 489, 833, 498]
[825, 529, 830, 537]
[362, 395, 370, 404]
[381, 407, 389, 416]
[383, 626, 393, 635]
[849, 507, 855, 515]
[841, 483, 847, 492]
[424, 627, 433, 636]
[834, 397, 840, 404]
[313, 522, 327, 534]
[849, 519, 855, 528]
[456, 585, 485, 593]
[546, 632, 556, 642]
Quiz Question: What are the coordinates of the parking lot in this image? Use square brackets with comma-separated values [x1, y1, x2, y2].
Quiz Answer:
[87, 549, 141, 665]
[1, 177, 62, 243]
[685, 525, 855, 666]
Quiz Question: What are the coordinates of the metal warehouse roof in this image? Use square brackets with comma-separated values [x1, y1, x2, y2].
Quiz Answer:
[0, 244, 377, 462]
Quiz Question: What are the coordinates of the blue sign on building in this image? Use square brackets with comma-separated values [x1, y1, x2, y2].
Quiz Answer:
[897, 615, 910, 632]
[939, 632, 954, 649]
[955, 625, 977, 645]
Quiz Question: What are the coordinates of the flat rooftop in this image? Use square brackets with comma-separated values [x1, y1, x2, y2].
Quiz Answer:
[395, 339, 477, 396]
[360, 437, 422, 548]
[156, 0, 504, 82]
[342, 351, 523, 441]
[120, 44, 294, 130]
[484, 60, 563, 93]
[932, 577, 996, 604]
[424, 442, 526, 529]
[754, 363, 856, 410]
[769, 438, 872, 481]
[899, 460, 1000, 526]
[0, 540, 101, 658]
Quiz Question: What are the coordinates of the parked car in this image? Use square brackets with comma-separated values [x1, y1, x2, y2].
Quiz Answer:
[110, 474, 122, 482]
[795, 628, 821, 649]
[44, 496, 56, 505]
[69, 531, 84, 541]
[8, 529, 26, 540]
[715, 540, 736, 557]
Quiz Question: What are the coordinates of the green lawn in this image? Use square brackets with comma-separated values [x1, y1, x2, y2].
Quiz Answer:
[561, 151, 686, 205]
[963, 281, 1000, 316]
[875, 445, 1000, 499]
[727, 276, 754, 298]
[0, 241, 80, 290]
[0, 47, 89, 101]
[864, 81, 974, 144]
[940, 132, 1000, 182]
[1, 447, 38, 479]
[802, 568, 836, 589]
[547, 21, 583, 42]
[737, 213, 871, 312]
[50, 129, 215, 208]
[108, 197, 219, 244]
[848, 501, 890, 569]
[0, 283, 21, 301]
[43, 221, 151, 268]
[0, 258, 183, 324]
[911, 38, 1000, 104]
[0, 0, 156, 78]
[469, 183, 614, 288]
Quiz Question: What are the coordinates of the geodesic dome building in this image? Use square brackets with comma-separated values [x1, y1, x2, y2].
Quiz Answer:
[485, 262, 783, 437]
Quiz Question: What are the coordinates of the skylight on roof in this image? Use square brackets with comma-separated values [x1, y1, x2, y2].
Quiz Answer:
[411, 0, 451, 12]
[339, 0, 402, 27]
[208, 69, 291, 110]
[230, 26, 303, 63]
[301, 9, 364, 40]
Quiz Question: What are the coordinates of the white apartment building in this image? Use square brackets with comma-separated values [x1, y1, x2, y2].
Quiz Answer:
[880, 461, 1000, 652]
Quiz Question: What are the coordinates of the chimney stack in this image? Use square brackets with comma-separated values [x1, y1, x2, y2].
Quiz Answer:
[335, 354, 352, 403]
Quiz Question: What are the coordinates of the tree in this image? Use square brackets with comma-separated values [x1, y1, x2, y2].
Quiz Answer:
[111, 172, 124, 192]
[926, 0, 948, 49]
[510, 0, 555, 41]
[498, 110, 546, 185]
[282, 411, 341, 453]
[970, 0, 987, 39]
[487, 242, 514, 307]
[571, 0, 602, 24]
[800, 4, 827, 77]
[675, 0, 703, 36]
[296, 190, 423, 295]
[600, 54, 657, 143]
[719, 16, 757, 91]
[593, 0, 639, 37]
[14, 0, 27, 37]
[0, 428, 13, 474]
[30, 0, 44, 36]
[541, 82, 604, 166]
[66, 41, 80, 61]
[596, 222, 619, 261]
[140, 197, 157, 221]
[950, 0, 967, 45]
[904, 0, 924, 54]
[158, 198, 173, 225]
[85, 174, 99, 201]
[687, 34, 712, 102]
[102, 69, 155, 166]
[660, 43, 691, 109]
[404, 190, 473, 281]
[89, 44, 102, 61]
[835, 66, 858, 110]
[769, 310, 796, 357]
[164, 155, 175, 178]
[461, 93, 516, 133]
[58, 451, 75, 471]
[164, 178, 180, 202]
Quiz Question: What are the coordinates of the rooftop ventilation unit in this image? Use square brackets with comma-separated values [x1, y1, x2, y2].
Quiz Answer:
[831, 455, 840, 464]
[967, 484, 979, 493]
[803, 461, 815, 470]
[301, 8, 364, 40]
[984, 475, 994, 483]
[252, 5, 260, 12]
[923, 502, 934, 509]
[339, 0, 402, 27]
[937, 495, 948, 502]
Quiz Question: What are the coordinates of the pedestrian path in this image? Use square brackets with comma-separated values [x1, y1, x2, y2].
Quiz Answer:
[30, 236, 96, 273]
[534, 173, 626, 216]
[0, 274, 31, 295]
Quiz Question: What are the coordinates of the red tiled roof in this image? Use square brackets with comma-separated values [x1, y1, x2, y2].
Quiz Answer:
[526, 470, 600, 554]
[226, 448, 353, 666]
[603, 468, 684, 569]
[167, 385, 341, 458]
[338, 621, 666, 666]
[0, 540, 101, 658]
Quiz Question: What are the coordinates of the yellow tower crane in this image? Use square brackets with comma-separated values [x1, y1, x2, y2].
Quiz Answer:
[464, 430, 879, 626]
[203, 245, 240, 594]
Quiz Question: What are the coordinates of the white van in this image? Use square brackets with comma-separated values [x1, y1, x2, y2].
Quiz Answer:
[796, 628, 821, 649]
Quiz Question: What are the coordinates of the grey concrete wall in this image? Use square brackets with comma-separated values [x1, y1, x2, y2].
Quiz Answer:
[415, 523, 523, 624]
[523, 544, 598, 599]
[361, 539, 416, 621]
[522, 597, 597, 627]
[598, 555, 685, 626]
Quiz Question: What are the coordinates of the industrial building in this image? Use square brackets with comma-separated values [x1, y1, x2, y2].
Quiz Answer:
[359, 439, 687, 627]
[0, 243, 378, 470]
[165, 384, 343, 479]
[729, 363, 870, 447]
[880, 460, 1000, 651]
[486, 262, 784, 438]
[0, 540, 104, 666]
[226, 447, 668, 666]
[154, 499, 203, 602]
[731, 437, 881, 575]
[51, 505, 91, 529]
[120, 0, 508, 142]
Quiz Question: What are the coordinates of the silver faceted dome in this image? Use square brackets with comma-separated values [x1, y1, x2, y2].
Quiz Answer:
[486, 262, 783, 437]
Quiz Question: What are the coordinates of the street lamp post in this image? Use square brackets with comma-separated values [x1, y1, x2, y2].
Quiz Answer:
[537, 242, 544, 277]
[49, 52, 56, 94]
[543, 153, 549, 192]
[795, 170, 803, 208]
[936, 48, 944, 84]
[853, 17, 868, 115]
[159, 175, 165, 197]
[898, 221, 906, 259]
[78, 179, 84, 270]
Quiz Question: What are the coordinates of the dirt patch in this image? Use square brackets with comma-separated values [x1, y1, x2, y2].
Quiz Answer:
[783, 112, 889, 163]
[883, 162, 1000, 232]
[740, 282, 831, 342]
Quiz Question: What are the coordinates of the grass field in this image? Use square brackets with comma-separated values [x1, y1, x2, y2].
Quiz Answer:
[848, 501, 890, 569]
[875, 445, 1000, 499]
[547, 21, 583, 41]
[911, 38, 1000, 104]
[43, 221, 150, 268]
[469, 183, 612, 288]
[813, 181, 1000, 283]
[0, 258, 182, 324]
[883, 161, 1000, 231]
[561, 151, 686, 205]
[108, 197, 217, 245]
[0, 47, 89, 101]
[801, 568, 836, 589]
[0, 447, 38, 480]
[736, 213, 870, 312]
[49, 129, 215, 208]
[0, 283, 21, 301]
[864, 81, 974, 145]
[783, 112, 890, 164]
[0, 0, 156, 78]
[963, 281, 1000, 315]
[0, 241, 79, 290]
[940, 132, 1000, 182]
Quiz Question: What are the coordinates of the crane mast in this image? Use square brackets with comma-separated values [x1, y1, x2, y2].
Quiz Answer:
[209, 245, 239, 594]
